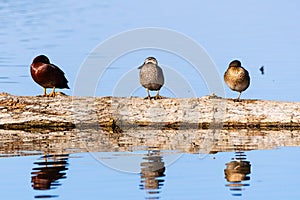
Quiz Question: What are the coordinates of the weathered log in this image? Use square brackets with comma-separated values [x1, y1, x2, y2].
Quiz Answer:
[1, 93, 300, 131]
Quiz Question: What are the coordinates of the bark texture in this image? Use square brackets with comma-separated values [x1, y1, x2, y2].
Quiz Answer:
[1, 93, 300, 130]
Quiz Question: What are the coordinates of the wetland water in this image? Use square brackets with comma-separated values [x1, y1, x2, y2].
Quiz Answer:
[0, 128, 300, 199]
[1, 0, 300, 199]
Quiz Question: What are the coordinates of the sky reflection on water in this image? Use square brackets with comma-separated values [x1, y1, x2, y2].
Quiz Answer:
[0, 0, 299, 101]
[1, 147, 300, 199]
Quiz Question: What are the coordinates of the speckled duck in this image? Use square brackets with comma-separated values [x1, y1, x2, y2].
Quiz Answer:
[138, 57, 164, 99]
[224, 60, 250, 100]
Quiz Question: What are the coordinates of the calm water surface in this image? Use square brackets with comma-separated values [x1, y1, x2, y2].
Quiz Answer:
[1, 148, 300, 199]
[1, 1, 300, 199]
[0, 0, 299, 100]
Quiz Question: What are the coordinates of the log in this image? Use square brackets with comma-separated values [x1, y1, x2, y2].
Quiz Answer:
[0, 93, 300, 131]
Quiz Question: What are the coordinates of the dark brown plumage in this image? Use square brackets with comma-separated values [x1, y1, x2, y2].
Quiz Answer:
[30, 55, 69, 97]
[224, 60, 250, 100]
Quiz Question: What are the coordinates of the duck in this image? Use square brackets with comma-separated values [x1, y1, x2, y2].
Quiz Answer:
[224, 60, 250, 100]
[138, 57, 164, 99]
[30, 55, 69, 97]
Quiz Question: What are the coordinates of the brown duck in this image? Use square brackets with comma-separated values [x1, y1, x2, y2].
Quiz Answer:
[30, 55, 69, 97]
[224, 60, 250, 100]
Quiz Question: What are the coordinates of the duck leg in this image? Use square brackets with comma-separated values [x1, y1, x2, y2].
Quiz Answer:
[144, 88, 151, 100]
[48, 87, 56, 97]
[234, 92, 242, 102]
[43, 88, 47, 97]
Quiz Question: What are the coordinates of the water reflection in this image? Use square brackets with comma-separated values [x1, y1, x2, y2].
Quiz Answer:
[31, 154, 69, 198]
[224, 151, 251, 197]
[139, 149, 166, 200]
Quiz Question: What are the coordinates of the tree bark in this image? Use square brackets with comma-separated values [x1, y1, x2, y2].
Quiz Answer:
[1, 93, 300, 131]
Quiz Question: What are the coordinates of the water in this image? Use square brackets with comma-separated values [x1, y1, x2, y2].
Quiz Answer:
[1, 1, 300, 199]
[0, 0, 300, 100]
[1, 147, 300, 199]
[1, 128, 300, 199]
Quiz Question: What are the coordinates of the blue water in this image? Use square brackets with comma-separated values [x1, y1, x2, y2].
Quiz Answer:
[0, 0, 299, 100]
[1, 148, 300, 199]
[1, 1, 300, 199]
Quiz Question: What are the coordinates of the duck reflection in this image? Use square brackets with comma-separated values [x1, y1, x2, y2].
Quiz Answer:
[224, 151, 251, 197]
[139, 149, 166, 199]
[31, 154, 69, 198]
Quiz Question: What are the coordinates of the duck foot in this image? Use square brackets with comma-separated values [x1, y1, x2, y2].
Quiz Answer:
[37, 92, 59, 97]
[48, 92, 56, 97]
[154, 95, 164, 100]
[233, 98, 242, 102]
[143, 95, 166, 100]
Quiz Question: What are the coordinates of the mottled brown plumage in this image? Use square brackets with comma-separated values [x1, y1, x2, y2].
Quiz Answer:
[138, 57, 164, 99]
[224, 60, 250, 100]
[30, 55, 69, 97]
